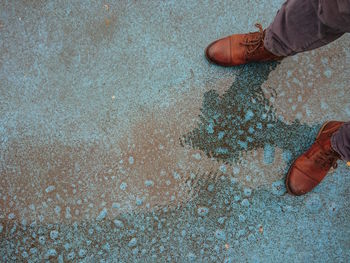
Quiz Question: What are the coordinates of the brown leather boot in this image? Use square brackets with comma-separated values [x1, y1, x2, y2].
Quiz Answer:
[205, 23, 284, 67]
[286, 121, 345, 196]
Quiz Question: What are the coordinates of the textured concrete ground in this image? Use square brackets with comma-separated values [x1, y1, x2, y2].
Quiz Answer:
[1, 0, 350, 262]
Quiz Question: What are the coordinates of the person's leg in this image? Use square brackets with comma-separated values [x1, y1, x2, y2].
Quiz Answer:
[331, 122, 350, 161]
[265, 0, 350, 56]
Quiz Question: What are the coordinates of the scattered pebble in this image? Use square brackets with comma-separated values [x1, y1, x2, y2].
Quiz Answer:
[67, 251, 75, 260]
[219, 164, 227, 173]
[218, 217, 226, 225]
[39, 236, 46, 245]
[271, 180, 286, 196]
[65, 207, 72, 219]
[113, 219, 124, 228]
[112, 202, 121, 209]
[128, 238, 137, 247]
[144, 180, 154, 187]
[136, 197, 144, 206]
[22, 251, 29, 258]
[192, 153, 201, 160]
[197, 207, 209, 216]
[207, 123, 214, 134]
[188, 252, 197, 260]
[243, 188, 252, 197]
[102, 243, 111, 251]
[259, 226, 263, 234]
[239, 214, 246, 222]
[241, 199, 250, 207]
[45, 185, 56, 193]
[323, 69, 332, 78]
[207, 184, 214, 192]
[215, 229, 226, 240]
[50, 230, 59, 240]
[8, 213, 15, 220]
[78, 249, 86, 258]
[237, 140, 248, 150]
[45, 249, 57, 258]
[120, 182, 127, 191]
[173, 172, 181, 180]
[245, 110, 254, 122]
[30, 248, 37, 254]
[54, 206, 61, 215]
[96, 208, 108, 221]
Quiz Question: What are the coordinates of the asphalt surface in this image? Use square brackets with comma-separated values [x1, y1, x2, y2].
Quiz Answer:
[1, 0, 350, 262]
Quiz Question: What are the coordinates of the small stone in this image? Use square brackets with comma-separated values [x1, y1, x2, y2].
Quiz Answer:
[112, 203, 120, 209]
[245, 110, 254, 121]
[218, 217, 226, 225]
[8, 213, 15, 220]
[45, 249, 57, 258]
[120, 182, 127, 190]
[78, 249, 86, 258]
[22, 251, 29, 258]
[45, 185, 56, 193]
[215, 229, 226, 240]
[188, 252, 197, 260]
[218, 131, 225, 140]
[271, 180, 286, 196]
[241, 199, 250, 207]
[102, 243, 110, 251]
[219, 164, 227, 173]
[113, 219, 124, 228]
[136, 197, 144, 206]
[243, 188, 252, 197]
[323, 69, 332, 78]
[96, 208, 107, 221]
[128, 237, 137, 247]
[173, 172, 181, 180]
[259, 226, 263, 234]
[50, 230, 59, 240]
[39, 236, 46, 245]
[197, 207, 209, 216]
[239, 214, 246, 222]
[144, 180, 154, 187]
[67, 251, 75, 260]
[192, 153, 201, 160]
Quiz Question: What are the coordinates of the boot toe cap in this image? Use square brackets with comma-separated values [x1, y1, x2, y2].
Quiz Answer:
[286, 167, 318, 196]
[205, 38, 231, 66]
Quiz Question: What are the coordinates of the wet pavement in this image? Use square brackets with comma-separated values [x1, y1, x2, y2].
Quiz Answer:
[1, 0, 350, 262]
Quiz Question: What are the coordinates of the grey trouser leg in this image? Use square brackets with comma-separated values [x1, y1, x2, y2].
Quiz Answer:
[264, 0, 350, 56]
[332, 122, 350, 161]
[264, 0, 350, 161]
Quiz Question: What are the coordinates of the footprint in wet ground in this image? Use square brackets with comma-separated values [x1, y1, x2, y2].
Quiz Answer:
[181, 61, 321, 169]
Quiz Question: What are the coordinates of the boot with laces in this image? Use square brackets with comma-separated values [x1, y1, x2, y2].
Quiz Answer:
[286, 121, 345, 196]
[205, 23, 284, 67]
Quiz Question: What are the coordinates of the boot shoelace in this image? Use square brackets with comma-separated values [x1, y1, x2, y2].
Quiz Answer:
[314, 148, 339, 171]
[240, 23, 265, 54]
